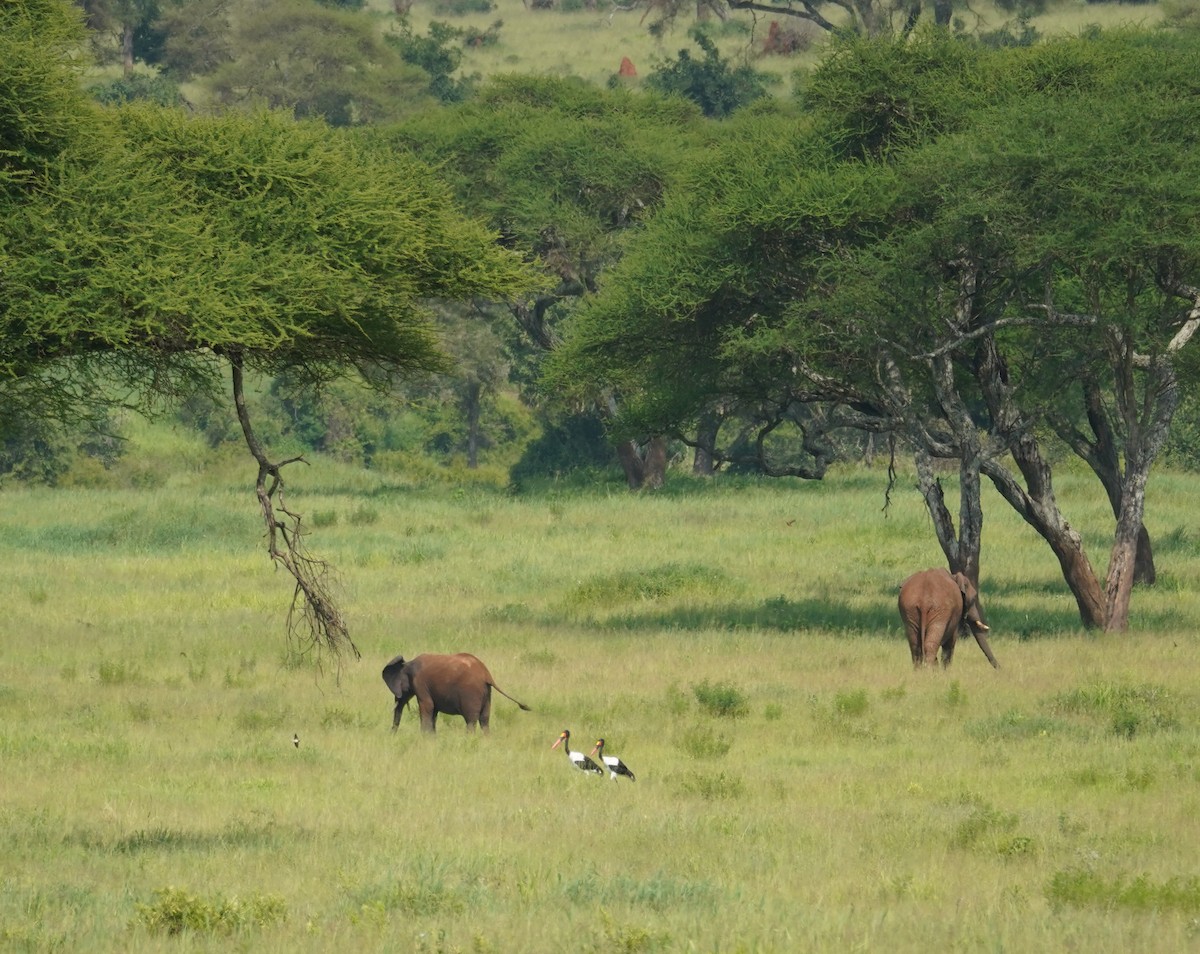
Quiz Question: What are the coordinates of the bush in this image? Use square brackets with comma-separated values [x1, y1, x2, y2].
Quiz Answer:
[692, 680, 749, 718]
[134, 887, 286, 935]
[1046, 870, 1200, 913]
[645, 28, 769, 118]
[89, 72, 183, 106]
[509, 411, 615, 485]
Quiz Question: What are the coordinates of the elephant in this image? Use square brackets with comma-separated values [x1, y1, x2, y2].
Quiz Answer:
[898, 567, 1000, 670]
[381, 652, 531, 733]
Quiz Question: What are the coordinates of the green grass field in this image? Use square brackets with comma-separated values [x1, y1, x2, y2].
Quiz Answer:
[2, 450, 1199, 952]
[391, 0, 1168, 91]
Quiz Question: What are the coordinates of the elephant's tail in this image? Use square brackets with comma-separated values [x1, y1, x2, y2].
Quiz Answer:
[491, 683, 532, 712]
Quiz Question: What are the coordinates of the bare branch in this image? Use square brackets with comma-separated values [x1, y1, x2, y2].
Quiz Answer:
[230, 353, 358, 668]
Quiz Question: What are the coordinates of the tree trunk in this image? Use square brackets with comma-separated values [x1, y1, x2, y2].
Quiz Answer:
[122, 22, 134, 78]
[1052, 379, 1156, 585]
[643, 436, 668, 489]
[982, 453, 1107, 628]
[464, 378, 481, 469]
[616, 436, 668, 489]
[975, 333, 1108, 628]
[1102, 352, 1179, 630]
[913, 449, 960, 569]
[616, 439, 646, 489]
[693, 410, 719, 476]
[926, 342, 987, 586]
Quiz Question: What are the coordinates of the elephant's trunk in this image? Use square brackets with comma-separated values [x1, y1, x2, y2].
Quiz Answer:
[971, 623, 1000, 669]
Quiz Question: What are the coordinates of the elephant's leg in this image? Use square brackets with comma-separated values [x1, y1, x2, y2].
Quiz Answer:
[940, 635, 957, 668]
[479, 692, 492, 734]
[904, 620, 924, 668]
[419, 701, 437, 733]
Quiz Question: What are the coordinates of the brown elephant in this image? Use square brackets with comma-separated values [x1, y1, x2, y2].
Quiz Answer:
[898, 568, 999, 669]
[382, 652, 531, 733]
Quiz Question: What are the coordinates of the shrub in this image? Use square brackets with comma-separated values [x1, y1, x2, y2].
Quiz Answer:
[678, 724, 732, 759]
[679, 770, 745, 800]
[1049, 682, 1179, 737]
[1046, 870, 1200, 913]
[646, 29, 769, 119]
[692, 681, 749, 719]
[134, 887, 286, 935]
[833, 689, 869, 718]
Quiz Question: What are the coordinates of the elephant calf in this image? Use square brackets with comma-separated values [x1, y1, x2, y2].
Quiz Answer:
[898, 567, 999, 669]
[382, 652, 531, 733]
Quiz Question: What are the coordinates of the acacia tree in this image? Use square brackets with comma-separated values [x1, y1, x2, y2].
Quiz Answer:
[912, 32, 1200, 629]
[204, 0, 431, 125]
[550, 29, 1200, 631]
[2, 2, 538, 658]
[387, 77, 706, 487]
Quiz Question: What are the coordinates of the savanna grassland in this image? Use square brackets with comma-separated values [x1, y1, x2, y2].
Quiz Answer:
[388, 0, 1166, 91]
[3, 446, 1200, 953]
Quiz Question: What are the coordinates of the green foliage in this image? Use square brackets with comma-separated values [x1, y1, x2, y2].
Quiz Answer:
[134, 886, 286, 935]
[568, 564, 725, 608]
[677, 724, 733, 758]
[678, 770, 746, 800]
[692, 680, 749, 718]
[431, 0, 494, 13]
[1046, 870, 1200, 914]
[645, 29, 769, 118]
[388, 20, 478, 104]
[509, 412, 615, 485]
[152, 0, 235, 79]
[950, 800, 1020, 850]
[1049, 682, 1179, 737]
[833, 688, 870, 717]
[964, 709, 1061, 742]
[0, 0, 95, 195]
[203, 0, 431, 125]
[88, 71, 182, 106]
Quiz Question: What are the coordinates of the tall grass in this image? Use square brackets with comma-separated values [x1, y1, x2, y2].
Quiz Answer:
[1, 449, 1198, 951]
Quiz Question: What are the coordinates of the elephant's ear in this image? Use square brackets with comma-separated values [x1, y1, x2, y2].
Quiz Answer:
[382, 655, 407, 695]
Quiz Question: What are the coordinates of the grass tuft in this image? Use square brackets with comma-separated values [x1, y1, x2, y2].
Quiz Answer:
[1049, 682, 1179, 737]
[133, 886, 286, 934]
[692, 680, 749, 718]
[1046, 870, 1200, 914]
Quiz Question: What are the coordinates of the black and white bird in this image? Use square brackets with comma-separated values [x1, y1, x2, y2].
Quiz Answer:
[590, 738, 635, 781]
[292, 733, 300, 748]
[551, 729, 603, 775]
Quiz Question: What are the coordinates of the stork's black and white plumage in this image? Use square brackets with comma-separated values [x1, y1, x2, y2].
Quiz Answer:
[551, 729, 603, 775]
[590, 738, 635, 781]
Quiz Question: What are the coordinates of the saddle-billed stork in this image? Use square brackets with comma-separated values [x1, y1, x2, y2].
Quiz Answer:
[551, 729, 603, 775]
[590, 738, 636, 781]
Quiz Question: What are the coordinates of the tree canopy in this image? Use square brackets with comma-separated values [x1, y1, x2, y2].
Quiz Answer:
[2, 0, 541, 657]
[549, 28, 1200, 631]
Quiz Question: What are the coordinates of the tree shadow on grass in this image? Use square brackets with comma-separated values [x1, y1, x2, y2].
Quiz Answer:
[553, 596, 900, 636]
[519, 594, 1094, 642]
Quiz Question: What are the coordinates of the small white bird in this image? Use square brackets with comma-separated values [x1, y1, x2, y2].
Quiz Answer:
[590, 738, 635, 781]
[551, 729, 603, 775]
[292, 733, 300, 748]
